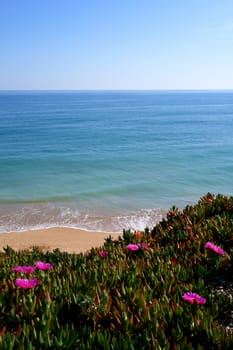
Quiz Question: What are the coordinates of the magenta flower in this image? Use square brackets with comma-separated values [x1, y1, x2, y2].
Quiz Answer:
[15, 278, 39, 289]
[182, 292, 206, 305]
[205, 241, 225, 256]
[35, 261, 52, 270]
[137, 243, 148, 249]
[12, 266, 35, 274]
[99, 251, 108, 258]
[126, 244, 139, 251]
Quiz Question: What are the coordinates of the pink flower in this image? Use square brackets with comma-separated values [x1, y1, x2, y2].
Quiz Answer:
[137, 243, 149, 249]
[126, 243, 148, 251]
[15, 278, 39, 289]
[12, 266, 35, 274]
[182, 292, 206, 304]
[99, 251, 108, 258]
[126, 244, 139, 251]
[35, 261, 52, 270]
[205, 241, 225, 256]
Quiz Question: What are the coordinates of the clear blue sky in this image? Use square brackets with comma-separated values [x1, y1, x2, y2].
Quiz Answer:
[1, 0, 233, 90]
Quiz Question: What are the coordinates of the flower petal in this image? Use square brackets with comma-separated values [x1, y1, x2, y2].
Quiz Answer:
[35, 261, 52, 270]
[205, 241, 225, 255]
[99, 251, 108, 258]
[126, 244, 139, 251]
[12, 266, 35, 274]
[182, 292, 206, 304]
[15, 278, 39, 289]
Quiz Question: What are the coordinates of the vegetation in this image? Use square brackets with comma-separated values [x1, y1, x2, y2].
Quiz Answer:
[0, 193, 233, 349]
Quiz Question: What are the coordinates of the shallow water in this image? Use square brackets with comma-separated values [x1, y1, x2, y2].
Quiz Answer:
[0, 90, 233, 232]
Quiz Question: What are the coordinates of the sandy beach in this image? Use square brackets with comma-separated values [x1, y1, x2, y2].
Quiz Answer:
[0, 227, 121, 254]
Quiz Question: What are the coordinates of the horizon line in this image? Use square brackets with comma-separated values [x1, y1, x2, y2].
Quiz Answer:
[0, 88, 233, 93]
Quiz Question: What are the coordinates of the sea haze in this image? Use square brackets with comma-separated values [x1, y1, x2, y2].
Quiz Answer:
[0, 90, 233, 233]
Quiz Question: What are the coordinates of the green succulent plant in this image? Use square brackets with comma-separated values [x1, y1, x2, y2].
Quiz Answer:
[1, 193, 233, 348]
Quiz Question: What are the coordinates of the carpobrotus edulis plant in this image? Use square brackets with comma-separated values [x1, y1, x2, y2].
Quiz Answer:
[0, 193, 233, 349]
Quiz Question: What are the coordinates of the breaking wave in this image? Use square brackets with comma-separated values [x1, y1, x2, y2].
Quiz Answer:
[0, 202, 167, 234]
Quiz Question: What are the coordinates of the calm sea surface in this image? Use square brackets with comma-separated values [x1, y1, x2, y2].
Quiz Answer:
[0, 90, 233, 233]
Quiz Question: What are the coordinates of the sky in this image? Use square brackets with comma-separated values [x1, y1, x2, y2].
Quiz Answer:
[0, 0, 233, 90]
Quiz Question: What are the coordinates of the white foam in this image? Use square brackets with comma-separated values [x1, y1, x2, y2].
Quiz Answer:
[0, 204, 166, 234]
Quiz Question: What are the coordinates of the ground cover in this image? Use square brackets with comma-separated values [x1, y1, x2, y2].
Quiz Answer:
[0, 193, 233, 349]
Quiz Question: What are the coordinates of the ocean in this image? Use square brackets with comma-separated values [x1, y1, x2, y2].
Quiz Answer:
[0, 90, 233, 233]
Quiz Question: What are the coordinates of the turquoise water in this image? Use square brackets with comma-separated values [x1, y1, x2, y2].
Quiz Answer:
[0, 90, 233, 232]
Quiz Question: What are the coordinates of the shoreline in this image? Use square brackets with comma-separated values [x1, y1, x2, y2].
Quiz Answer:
[0, 202, 166, 235]
[0, 227, 121, 254]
